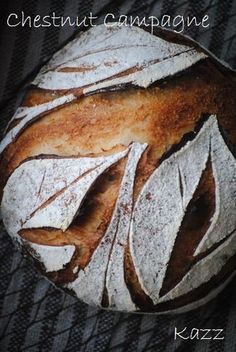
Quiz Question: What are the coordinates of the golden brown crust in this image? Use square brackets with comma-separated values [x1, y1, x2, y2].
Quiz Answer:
[1, 57, 236, 312]
[2, 60, 236, 183]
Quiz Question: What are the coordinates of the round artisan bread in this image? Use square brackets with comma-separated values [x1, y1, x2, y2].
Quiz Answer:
[0, 24, 236, 314]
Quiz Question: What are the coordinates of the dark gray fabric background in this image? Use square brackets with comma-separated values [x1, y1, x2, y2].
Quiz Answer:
[0, 1, 236, 351]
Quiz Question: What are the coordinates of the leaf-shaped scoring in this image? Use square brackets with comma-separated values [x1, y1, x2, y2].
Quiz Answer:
[32, 24, 207, 91]
[159, 271, 236, 315]
[68, 143, 147, 311]
[2, 115, 235, 311]
[130, 116, 236, 304]
[1, 148, 129, 243]
[158, 231, 236, 304]
[194, 120, 236, 254]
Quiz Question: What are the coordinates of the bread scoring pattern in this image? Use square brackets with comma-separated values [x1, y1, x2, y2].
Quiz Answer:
[69, 143, 147, 311]
[1, 116, 236, 313]
[32, 24, 207, 92]
[1, 148, 129, 240]
[0, 24, 207, 157]
[131, 117, 236, 306]
[0, 24, 235, 314]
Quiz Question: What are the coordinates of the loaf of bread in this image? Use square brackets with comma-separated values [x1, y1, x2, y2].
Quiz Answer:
[0, 24, 236, 314]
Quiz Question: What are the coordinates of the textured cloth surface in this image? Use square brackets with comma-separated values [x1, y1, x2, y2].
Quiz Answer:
[0, 0, 236, 351]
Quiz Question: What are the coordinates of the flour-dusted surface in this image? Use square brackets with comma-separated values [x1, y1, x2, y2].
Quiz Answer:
[69, 143, 147, 311]
[0, 0, 236, 351]
[0, 24, 208, 159]
[130, 117, 236, 306]
[27, 242, 76, 272]
[1, 148, 128, 241]
[2, 117, 235, 312]
[32, 24, 207, 91]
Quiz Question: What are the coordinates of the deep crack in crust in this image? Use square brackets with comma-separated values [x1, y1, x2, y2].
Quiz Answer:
[0, 25, 236, 314]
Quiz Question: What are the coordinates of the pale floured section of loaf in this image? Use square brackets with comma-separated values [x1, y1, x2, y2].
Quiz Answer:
[32, 24, 207, 91]
[23, 151, 128, 231]
[84, 49, 206, 94]
[68, 143, 147, 311]
[194, 121, 236, 253]
[1, 148, 128, 242]
[27, 242, 76, 272]
[1, 115, 236, 313]
[130, 116, 236, 305]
